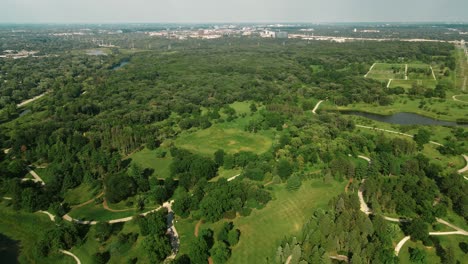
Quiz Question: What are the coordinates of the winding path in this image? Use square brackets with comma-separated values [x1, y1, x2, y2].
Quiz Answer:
[312, 100, 324, 114]
[59, 250, 81, 264]
[394, 236, 410, 256]
[452, 95, 468, 103]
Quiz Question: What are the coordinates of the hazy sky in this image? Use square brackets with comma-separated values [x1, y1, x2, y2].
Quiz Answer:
[1, 0, 468, 23]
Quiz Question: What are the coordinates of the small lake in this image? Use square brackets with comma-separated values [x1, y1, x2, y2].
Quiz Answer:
[343, 111, 464, 126]
[111, 61, 129, 70]
[0, 233, 20, 264]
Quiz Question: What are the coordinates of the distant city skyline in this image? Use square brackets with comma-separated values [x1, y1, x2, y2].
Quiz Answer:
[1, 0, 468, 24]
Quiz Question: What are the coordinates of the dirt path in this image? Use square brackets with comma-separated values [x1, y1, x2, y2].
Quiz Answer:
[285, 254, 292, 264]
[59, 250, 81, 264]
[194, 220, 203, 237]
[71, 192, 104, 209]
[102, 198, 134, 212]
[430, 65, 437, 80]
[312, 100, 324, 114]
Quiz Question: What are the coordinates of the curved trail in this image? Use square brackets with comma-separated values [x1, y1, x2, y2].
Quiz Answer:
[356, 124, 466, 178]
[312, 100, 324, 114]
[59, 250, 81, 264]
[102, 198, 134, 212]
[71, 192, 104, 209]
[452, 95, 468, 103]
[38, 210, 56, 221]
[394, 236, 410, 256]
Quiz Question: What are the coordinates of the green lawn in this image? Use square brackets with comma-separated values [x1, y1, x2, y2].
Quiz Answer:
[64, 183, 101, 206]
[67, 202, 139, 222]
[334, 96, 468, 122]
[128, 147, 173, 179]
[176, 179, 345, 264]
[175, 126, 273, 156]
[390, 79, 437, 89]
[0, 202, 75, 264]
[398, 239, 439, 264]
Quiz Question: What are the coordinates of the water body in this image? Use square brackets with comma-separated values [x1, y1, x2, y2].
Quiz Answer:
[343, 111, 463, 126]
[0, 233, 20, 264]
[111, 61, 129, 70]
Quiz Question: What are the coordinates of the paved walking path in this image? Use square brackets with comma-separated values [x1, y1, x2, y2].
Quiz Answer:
[17, 92, 48, 108]
[364, 63, 377, 78]
[312, 100, 324, 114]
[452, 95, 468, 103]
[59, 250, 81, 264]
[394, 236, 410, 256]
[27, 168, 45, 185]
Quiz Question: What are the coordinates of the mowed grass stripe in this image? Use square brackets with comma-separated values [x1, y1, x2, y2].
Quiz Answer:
[228, 180, 344, 264]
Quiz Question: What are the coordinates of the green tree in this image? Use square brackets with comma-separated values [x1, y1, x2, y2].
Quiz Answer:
[143, 234, 171, 263]
[214, 149, 225, 167]
[277, 159, 293, 179]
[408, 247, 427, 263]
[227, 229, 240, 246]
[210, 241, 231, 264]
[413, 129, 431, 150]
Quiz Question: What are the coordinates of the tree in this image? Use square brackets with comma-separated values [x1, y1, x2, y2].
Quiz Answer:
[93, 251, 111, 264]
[143, 234, 171, 263]
[105, 174, 136, 203]
[227, 229, 240, 246]
[405, 218, 429, 243]
[277, 159, 293, 180]
[214, 149, 225, 167]
[95, 222, 113, 242]
[413, 129, 431, 150]
[189, 237, 209, 264]
[250, 103, 257, 113]
[210, 241, 231, 264]
[408, 247, 426, 263]
[287, 174, 302, 191]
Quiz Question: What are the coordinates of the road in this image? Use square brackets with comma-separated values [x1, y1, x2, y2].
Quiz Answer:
[312, 100, 324, 114]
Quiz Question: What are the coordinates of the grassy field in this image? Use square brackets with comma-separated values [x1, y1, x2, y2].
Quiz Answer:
[390, 79, 437, 89]
[67, 202, 140, 222]
[333, 96, 468, 121]
[0, 202, 75, 264]
[176, 179, 345, 264]
[71, 220, 151, 264]
[175, 126, 273, 156]
[128, 147, 173, 179]
[366, 63, 406, 80]
[64, 183, 101, 206]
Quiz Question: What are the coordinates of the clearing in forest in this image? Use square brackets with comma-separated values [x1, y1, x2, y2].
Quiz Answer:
[175, 126, 273, 156]
[365, 62, 438, 88]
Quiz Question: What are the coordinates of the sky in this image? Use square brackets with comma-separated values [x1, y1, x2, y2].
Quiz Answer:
[1, 0, 468, 24]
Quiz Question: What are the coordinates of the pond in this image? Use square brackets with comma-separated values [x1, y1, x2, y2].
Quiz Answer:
[0, 233, 20, 264]
[343, 111, 464, 126]
[111, 61, 129, 70]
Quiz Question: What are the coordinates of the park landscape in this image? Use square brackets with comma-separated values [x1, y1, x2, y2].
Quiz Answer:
[0, 22, 467, 264]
